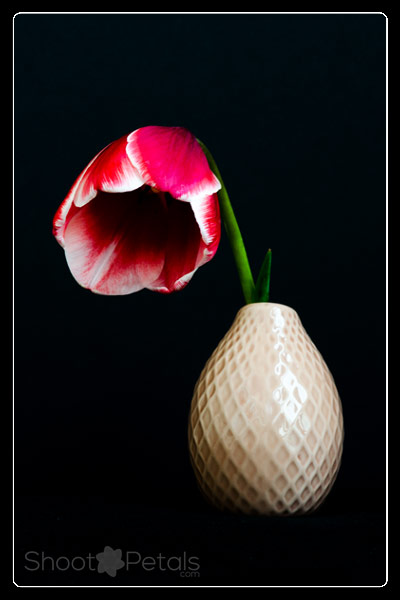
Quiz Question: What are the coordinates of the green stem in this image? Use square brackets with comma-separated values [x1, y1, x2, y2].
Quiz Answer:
[197, 139, 256, 304]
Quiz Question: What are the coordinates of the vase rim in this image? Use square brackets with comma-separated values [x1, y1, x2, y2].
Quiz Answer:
[237, 302, 298, 314]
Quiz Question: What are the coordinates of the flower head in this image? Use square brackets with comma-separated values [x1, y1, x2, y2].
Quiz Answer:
[53, 126, 221, 295]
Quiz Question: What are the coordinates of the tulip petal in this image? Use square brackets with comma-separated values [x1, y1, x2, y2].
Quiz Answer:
[147, 195, 220, 293]
[126, 126, 221, 201]
[189, 193, 221, 248]
[63, 189, 167, 295]
[73, 135, 144, 207]
[53, 135, 144, 246]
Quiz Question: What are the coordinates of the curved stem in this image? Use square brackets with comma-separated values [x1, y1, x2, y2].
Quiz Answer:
[197, 139, 256, 304]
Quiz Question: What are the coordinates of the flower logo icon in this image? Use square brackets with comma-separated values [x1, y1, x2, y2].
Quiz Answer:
[96, 546, 125, 577]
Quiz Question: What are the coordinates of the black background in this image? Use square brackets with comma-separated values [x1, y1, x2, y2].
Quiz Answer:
[14, 13, 386, 586]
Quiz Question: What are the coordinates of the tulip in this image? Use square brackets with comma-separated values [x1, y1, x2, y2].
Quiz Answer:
[53, 126, 222, 295]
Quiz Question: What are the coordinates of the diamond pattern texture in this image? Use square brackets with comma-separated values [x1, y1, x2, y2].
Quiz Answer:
[188, 303, 344, 515]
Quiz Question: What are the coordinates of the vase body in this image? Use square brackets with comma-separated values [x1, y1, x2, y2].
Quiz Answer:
[188, 303, 344, 515]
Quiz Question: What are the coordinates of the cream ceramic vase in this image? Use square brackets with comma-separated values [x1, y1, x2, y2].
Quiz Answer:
[188, 303, 344, 515]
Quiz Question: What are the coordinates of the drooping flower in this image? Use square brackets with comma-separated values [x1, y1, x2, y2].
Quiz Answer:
[53, 126, 221, 295]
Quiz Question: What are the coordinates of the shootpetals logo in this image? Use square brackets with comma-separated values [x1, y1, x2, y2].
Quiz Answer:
[24, 547, 200, 579]
[96, 547, 125, 577]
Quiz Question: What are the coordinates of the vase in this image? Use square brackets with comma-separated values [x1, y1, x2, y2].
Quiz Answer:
[188, 303, 344, 515]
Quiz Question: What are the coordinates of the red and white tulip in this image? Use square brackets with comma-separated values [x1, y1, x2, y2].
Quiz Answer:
[53, 126, 221, 295]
